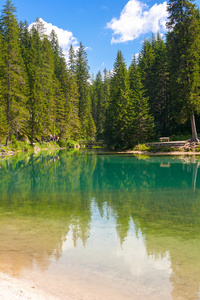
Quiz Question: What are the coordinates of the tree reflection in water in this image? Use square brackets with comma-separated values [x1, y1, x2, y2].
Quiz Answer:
[0, 151, 200, 299]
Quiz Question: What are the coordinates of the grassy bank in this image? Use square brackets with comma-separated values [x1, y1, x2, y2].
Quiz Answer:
[133, 141, 200, 153]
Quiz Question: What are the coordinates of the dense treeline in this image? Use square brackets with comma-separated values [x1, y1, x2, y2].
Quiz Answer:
[0, 0, 200, 149]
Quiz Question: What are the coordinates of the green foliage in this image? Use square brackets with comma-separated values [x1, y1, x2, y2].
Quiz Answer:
[196, 144, 200, 152]
[18, 141, 30, 151]
[128, 57, 155, 147]
[133, 144, 150, 151]
[11, 140, 32, 151]
[166, 0, 200, 140]
[170, 134, 191, 141]
[105, 50, 131, 149]
[133, 144, 184, 152]
[0, 0, 200, 149]
[91, 71, 105, 139]
[139, 34, 170, 136]
[66, 140, 76, 148]
[76, 42, 95, 139]
[0, 105, 7, 142]
[0, 0, 28, 146]
[58, 139, 76, 148]
[67, 45, 80, 140]
[10, 137, 33, 151]
[11, 135, 19, 150]
[58, 139, 68, 148]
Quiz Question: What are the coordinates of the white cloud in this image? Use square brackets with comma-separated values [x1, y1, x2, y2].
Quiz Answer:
[28, 18, 78, 61]
[106, 0, 168, 44]
[85, 46, 93, 51]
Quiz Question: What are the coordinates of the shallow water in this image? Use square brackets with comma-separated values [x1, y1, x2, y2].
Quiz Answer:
[0, 150, 200, 299]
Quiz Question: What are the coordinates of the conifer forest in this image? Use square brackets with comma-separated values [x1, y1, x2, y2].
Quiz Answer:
[0, 0, 200, 149]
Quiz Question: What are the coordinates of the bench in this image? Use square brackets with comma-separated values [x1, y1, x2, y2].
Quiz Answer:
[159, 137, 170, 142]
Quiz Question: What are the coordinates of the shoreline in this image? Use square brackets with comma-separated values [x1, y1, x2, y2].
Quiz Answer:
[0, 272, 58, 300]
[122, 150, 200, 156]
[1, 143, 200, 158]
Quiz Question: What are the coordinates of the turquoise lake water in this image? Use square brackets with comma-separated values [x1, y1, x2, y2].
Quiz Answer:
[0, 150, 200, 299]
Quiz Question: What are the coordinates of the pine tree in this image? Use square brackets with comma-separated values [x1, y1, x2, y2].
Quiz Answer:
[52, 76, 66, 139]
[19, 20, 30, 64]
[0, 0, 28, 146]
[68, 44, 76, 75]
[41, 37, 55, 138]
[57, 53, 72, 139]
[0, 30, 7, 142]
[151, 34, 169, 136]
[50, 29, 63, 79]
[105, 50, 130, 148]
[50, 30, 67, 139]
[26, 26, 45, 144]
[129, 57, 154, 146]
[166, 0, 200, 141]
[91, 71, 104, 139]
[67, 44, 80, 140]
[139, 38, 155, 106]
[103, 68, 111, 139]
[76, 42, 95, 139]
[90, 75, 97, 132]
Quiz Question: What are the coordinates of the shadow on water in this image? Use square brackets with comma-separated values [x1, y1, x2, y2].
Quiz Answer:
[0, 150, 200, 299]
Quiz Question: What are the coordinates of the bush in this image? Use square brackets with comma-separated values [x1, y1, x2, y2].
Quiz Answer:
[18, 141, 30, 151]
[133, 144, 150, 151]
[58, 139, 76, 148]
[58, 139, 68, 148]
[66, 140, 76, 148]
[11, 136, 19, 150]
[170, 134, 191, 141]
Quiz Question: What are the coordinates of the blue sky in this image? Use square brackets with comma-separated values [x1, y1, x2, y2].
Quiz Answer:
[3, 0, 200, 76]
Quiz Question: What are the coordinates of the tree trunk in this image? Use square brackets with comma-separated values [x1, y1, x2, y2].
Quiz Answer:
[192, 163, 200, 191]
[191, 112, 199, 142]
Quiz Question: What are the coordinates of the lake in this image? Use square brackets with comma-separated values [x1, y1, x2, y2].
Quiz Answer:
[0, 150, 200, 299]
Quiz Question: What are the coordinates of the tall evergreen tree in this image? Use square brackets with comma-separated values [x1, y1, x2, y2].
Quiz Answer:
[103, 68, 110, 109]
[103, 68, 111, 138]
[139, 38, 155, 104]
[129, 57, 154, 145]
[26, 26, 45, 144]
[49, 30, 67, 139]
[57, 52, 72, 139]
[67, 44, 80, 140]
[0, 0, 28, 145]
[105, 50, 130, 148]
[41, 37, 55, 138]
[151, 34, 170, 136]
[91, 71, 104, 139]
[50, 29, 63, 79]
[139, 35, 170, 136]
[166, 0, 200, 141]
[76, 42, 96, 139]
[68, 44, 76, 75]
[0, 30, 7, 142]
[0, 31, 7, 143]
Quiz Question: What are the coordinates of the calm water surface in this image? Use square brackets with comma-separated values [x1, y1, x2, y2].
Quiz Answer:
[0, 150, 200, 299]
